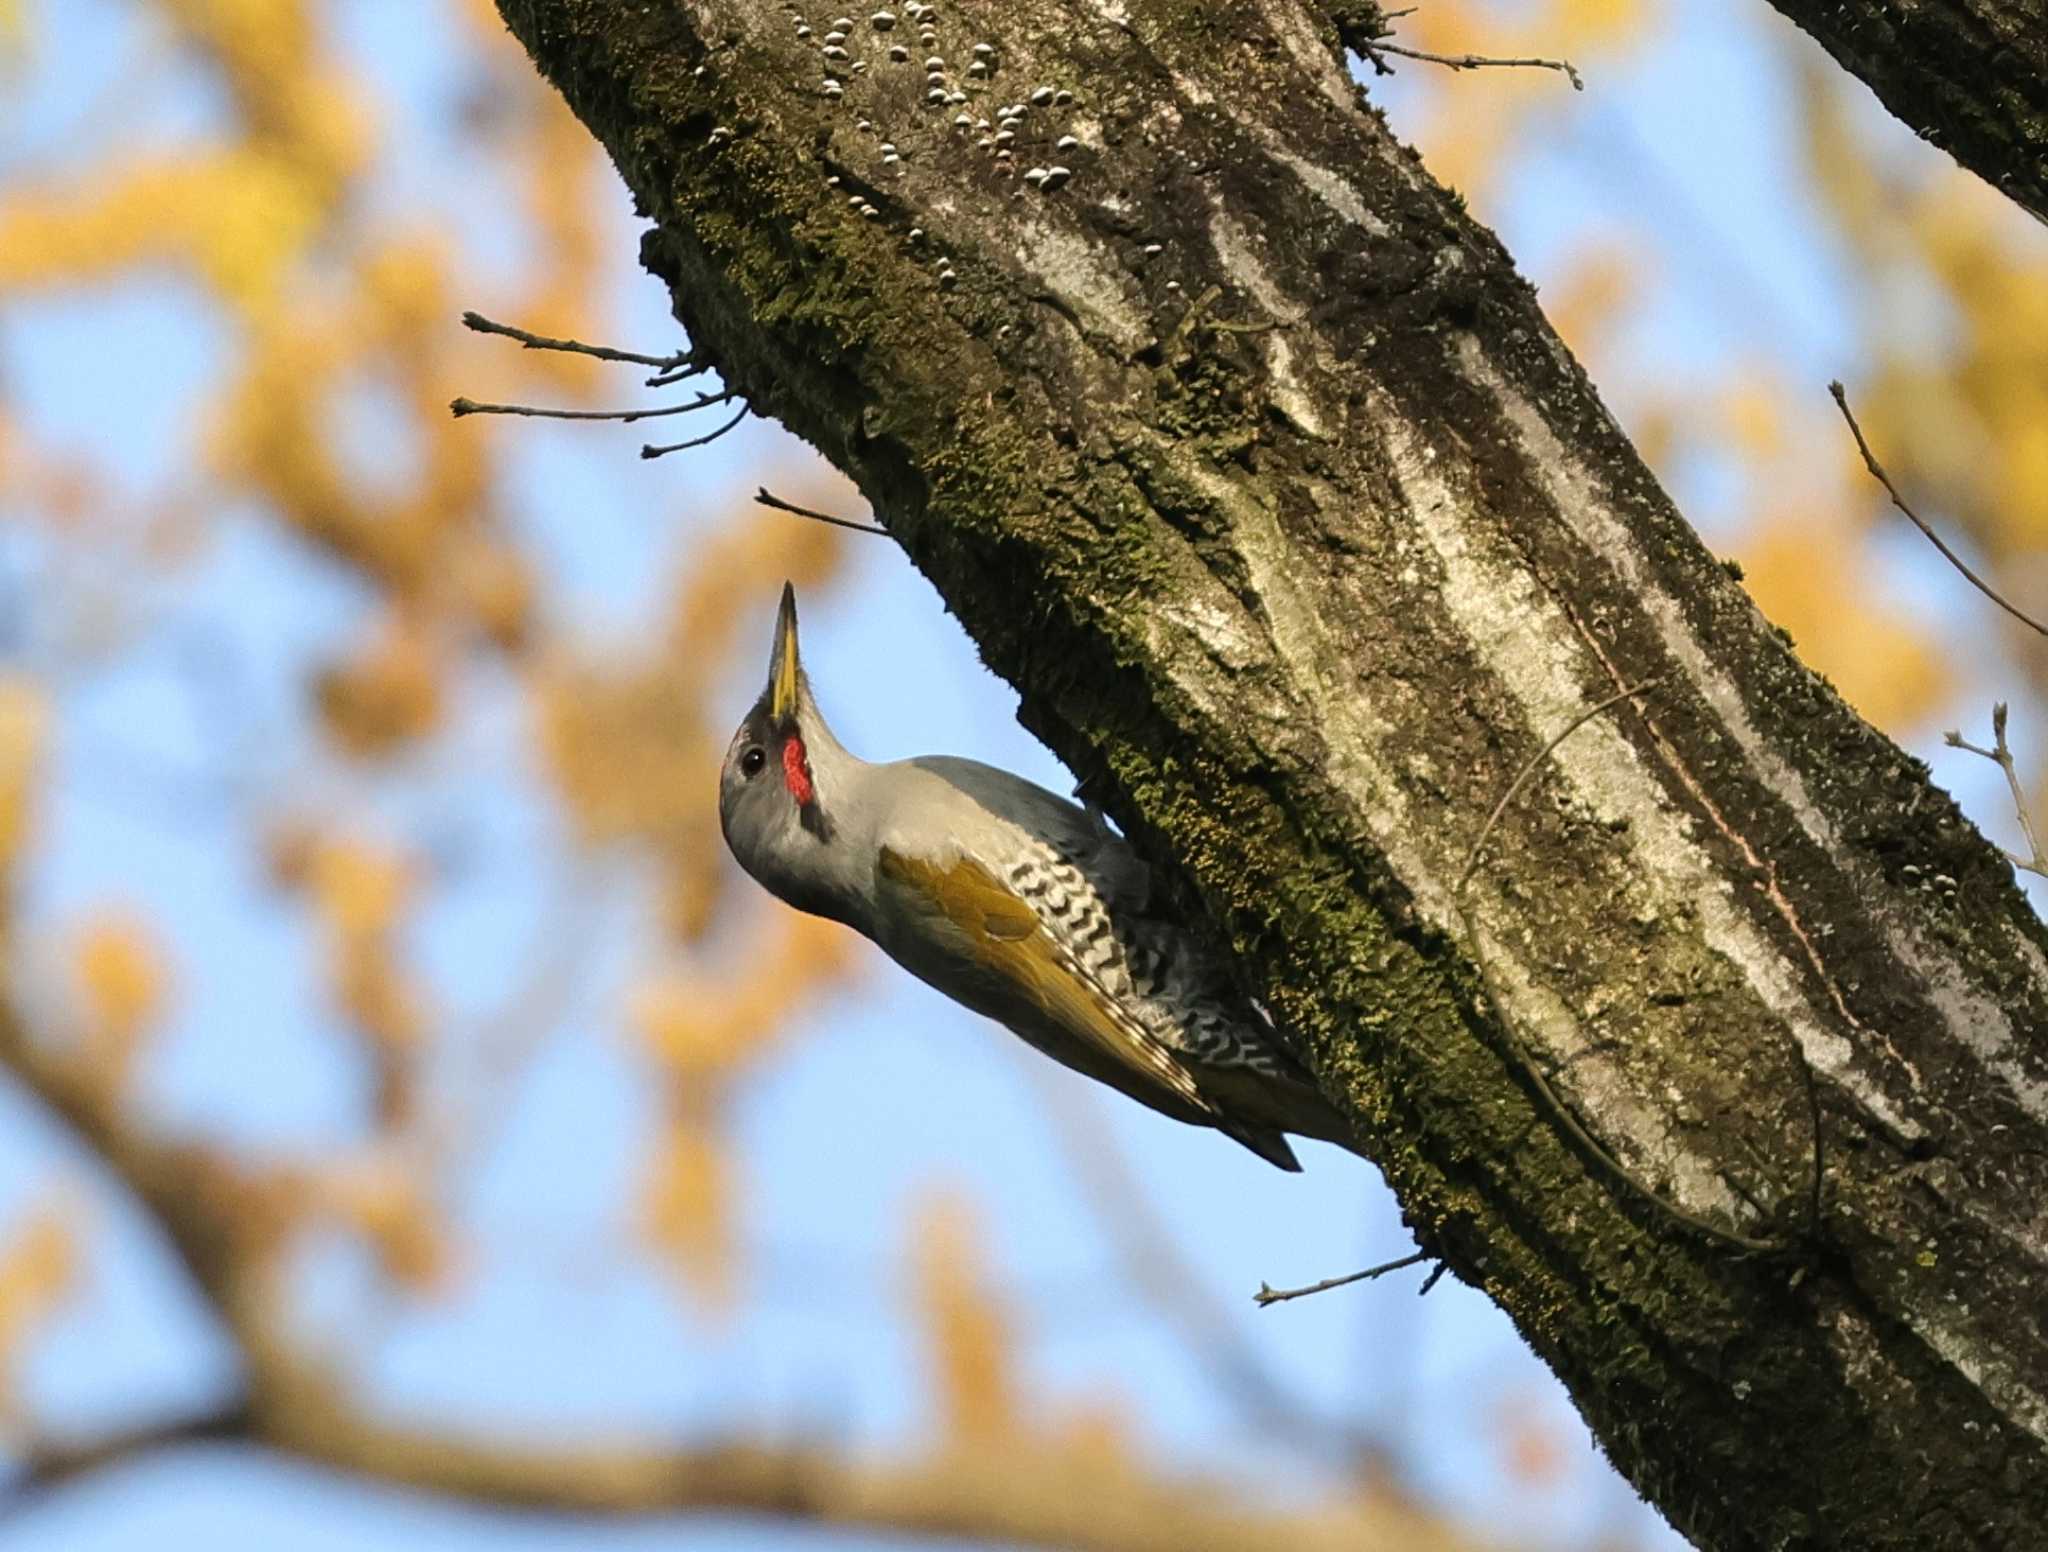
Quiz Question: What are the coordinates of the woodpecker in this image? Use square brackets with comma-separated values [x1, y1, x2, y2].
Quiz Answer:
[718, 585, 1360, 1170]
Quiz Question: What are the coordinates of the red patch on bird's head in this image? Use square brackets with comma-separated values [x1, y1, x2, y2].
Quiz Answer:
[781, 734, 815, 807]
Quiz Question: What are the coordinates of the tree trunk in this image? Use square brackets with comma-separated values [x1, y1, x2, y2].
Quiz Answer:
[488, 2, 2048, 1545]
[1754, 0, 2048, 223]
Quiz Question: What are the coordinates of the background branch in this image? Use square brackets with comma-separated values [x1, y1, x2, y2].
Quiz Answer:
[11, 1394, 1499, 1552]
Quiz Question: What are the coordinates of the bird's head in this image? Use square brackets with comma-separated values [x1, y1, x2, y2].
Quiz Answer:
[719, 584, 853, 917]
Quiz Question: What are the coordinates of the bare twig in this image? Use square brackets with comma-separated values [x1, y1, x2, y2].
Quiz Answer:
[641, 404, 751, 458]
[1450, 682, 1789, 1255]
[1456, 679, 1668, 896]
[1360, 39, 1582, 91]
[754, 486, 889, 536]
[1254, 1252, 1430, 1308]
[1830, 381, 2048, 639]
[1946, 703, 2048, 878]
[450, 390, 735, 424]
[461, 310, 693, 371]
[646, 360, 713, 388]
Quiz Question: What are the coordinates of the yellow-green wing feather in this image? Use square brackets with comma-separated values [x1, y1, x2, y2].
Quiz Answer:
[877, 847, 1213, 1116]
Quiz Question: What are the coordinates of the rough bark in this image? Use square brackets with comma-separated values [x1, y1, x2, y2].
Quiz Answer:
[1753, 0, 2048, 223]
[485, 2, 2048, 1547]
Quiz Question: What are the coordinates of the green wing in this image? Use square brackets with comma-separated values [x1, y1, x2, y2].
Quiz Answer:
[876, 846, 1213, 1117]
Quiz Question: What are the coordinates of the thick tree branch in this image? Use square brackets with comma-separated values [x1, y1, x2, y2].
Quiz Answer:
[480, 1, 2048, 1546]
[1757, 0, 2048, 223]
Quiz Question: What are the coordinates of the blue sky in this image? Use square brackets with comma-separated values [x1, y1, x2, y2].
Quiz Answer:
[2, 1, 2031, 1548]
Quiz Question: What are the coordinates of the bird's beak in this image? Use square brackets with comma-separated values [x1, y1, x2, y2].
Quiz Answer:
[767, 582, 802, 723]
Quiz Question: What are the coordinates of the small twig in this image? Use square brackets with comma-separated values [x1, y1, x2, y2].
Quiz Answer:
[461, 310, 692, 371]
[1946, 703, 2048, 878]
[1457, 679, 1667, 897]
[1361, 39, 1582, 91]
[1830, 381, 2048, 639]
[1452, 682, 1789, 1255]
[1254, 1251, 1430, 1308]
[753, 486, 889, 536]
[645, 360, 713, 388]
[451, 390, 735, 424]
[640, 404, 751, 458]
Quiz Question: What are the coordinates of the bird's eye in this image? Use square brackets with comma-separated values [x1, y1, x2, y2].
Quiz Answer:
[740, 745, 767, 778]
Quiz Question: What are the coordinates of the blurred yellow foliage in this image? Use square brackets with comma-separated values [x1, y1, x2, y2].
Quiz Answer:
[1739, 506, 1949, 731]
[1716, 376, 1788, 467]
[642, 1123, 730, 1307]
[1556, 0, 1642, 40]
[534, 505, 847, 943]
[1802, 63, 2048, 589]
[304, 836, 429, 1126]
[632, 975, 738, 1079]
[286, 831, 433, 1121]
[0, 1203, 79, 1424]
[448, 535, 539, 654]
[1541, 244, 1643, 361]
[0, 677, 47, 879]
[310, 838, 414, 943]
[1397, 0, 1653, 199]
[632, 909, 857, 1302]
[316, 609, 449, 758]
[912, 1194, 1015, 1445]
[1, 0, 871, 1442]
[634, 914, 857, 1080]
[319, 1152, 452, 1294]
[0, 1207, 77, 1341]
[71, 911, 172, 1091]
[0, 151, 322, 309]
[663, 513, 846, 672]
[0, 0, 373, 309]
[532, 659, 718, 852]
[1051, 1398, 1136, 1479]
[335, 936, 427, 1056]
